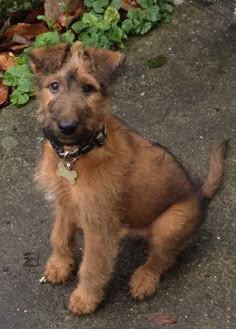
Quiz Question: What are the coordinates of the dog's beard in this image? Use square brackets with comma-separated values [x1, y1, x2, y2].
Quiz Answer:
[42, 127, 94, 147]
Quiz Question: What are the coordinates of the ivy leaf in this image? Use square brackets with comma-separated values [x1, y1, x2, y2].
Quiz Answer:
[128, 8, 146, 21]
[10, 89, 30, 106]
[60, 31, 75, 44]
[17, 75, 34, 93]
[96, 19, 110, 31]
[92, 0, 109, 13]
[84, 0, 92, 8]
[98, 34, 110, 48]
[140, 21, 152, 34]
[108, 26, 123, 42]
[110, 0, 121, 10]
[16, 53, 29, 65]
[160, 3, 173, 14]
[82, 13, 98, 26]
[139, 0, 153, 9]
[72, 21, 87, 33]
[122, 19, 133, 33]
[104, 6, 120, 24]
[3, 64, 29, 86]
[34, 31, 61, 48]
[146, 6, 160, 22]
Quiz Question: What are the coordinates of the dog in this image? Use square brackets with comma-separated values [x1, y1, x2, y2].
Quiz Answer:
[30, 41, 226, 316]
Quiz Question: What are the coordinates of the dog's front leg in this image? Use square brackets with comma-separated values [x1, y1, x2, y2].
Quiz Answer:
[44, 205, 76, 284]
[69, 226, 120, 315]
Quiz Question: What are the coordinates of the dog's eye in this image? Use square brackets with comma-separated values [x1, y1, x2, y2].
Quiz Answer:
[82, 84, 95, 94]
[49, 82, 59, 93]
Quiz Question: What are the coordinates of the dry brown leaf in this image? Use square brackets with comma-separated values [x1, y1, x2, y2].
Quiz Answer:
[9, 44, 29, 52]
[9, 9, 31, 26]
[0, 80, 9, 106]
[0, 52, 15, 71]
[121, 0, 140, 11]
[11, 34, 32, 45]
[57, 2, 85, 28]
[4, 23, 48, 41]
[24, 7, 45, 24]
[147, 313, 177, 326]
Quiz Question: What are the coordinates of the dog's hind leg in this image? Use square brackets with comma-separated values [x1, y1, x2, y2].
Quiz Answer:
[44, 205, 76, 284]
[130, 199, 200, 300]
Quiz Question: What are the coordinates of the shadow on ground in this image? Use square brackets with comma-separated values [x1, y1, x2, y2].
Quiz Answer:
[0, 4, 235, 329]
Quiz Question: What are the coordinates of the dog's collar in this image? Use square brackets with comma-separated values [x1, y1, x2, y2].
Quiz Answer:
[49, 127, 107, 167]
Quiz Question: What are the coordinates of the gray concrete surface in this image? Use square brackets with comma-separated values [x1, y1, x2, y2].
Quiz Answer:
[0, 4, 235, 329]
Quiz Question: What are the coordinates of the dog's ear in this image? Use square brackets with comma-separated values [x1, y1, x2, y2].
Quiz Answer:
[83, 46, 125, 87]
[29, 43, 71, 75]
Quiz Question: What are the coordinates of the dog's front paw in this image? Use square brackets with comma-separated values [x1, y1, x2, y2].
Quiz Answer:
[130, 266, 160, 300]
[44, 255, 74, 284]
[68, 287, 100, 316]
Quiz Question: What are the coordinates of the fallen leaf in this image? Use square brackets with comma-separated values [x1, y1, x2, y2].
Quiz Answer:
[121, 0, 140, 11]
[9, 9, 32, 26]
[147, 313, 177, 325]
[24, 7, 45, 24]
[0, 41, 16, 52]
[0, 17, 11, 36]
[0, 80, 9, 106]
[23, 252, 39, 267]
[146, 55, 168, 68]
[0, 52, 15, 70]
[9, 44, 29, 52]
[11, 34, 32, 46]
[4, 23, 48, 41]
[57, 2, 86, 28]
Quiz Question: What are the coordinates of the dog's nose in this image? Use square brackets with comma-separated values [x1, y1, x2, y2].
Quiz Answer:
[58, 120, 78, 135]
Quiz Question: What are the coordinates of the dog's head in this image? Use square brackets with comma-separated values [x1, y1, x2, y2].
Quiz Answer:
[30, 42, 124, 146]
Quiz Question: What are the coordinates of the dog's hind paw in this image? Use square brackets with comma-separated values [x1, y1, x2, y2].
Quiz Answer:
[130, 265, 160, 300]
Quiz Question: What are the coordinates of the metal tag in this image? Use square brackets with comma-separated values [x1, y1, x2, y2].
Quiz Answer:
[56, 162, 78, 184]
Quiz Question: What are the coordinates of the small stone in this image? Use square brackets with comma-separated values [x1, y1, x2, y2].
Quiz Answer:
[39, 276, 48, 284]
[1, 136, 18, 150]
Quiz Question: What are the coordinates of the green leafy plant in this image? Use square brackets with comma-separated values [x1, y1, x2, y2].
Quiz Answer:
[2, 31, 75, 106]
[72, 6, 126, 48]
[122, 0, 173, 35]
[2, 0, 173, 106]
[3, 62, 34, 105]
[37, 15, 58, 31]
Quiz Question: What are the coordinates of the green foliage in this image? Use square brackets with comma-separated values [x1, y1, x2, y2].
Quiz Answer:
[37, 15, 57, 31]
[2, 31, 75, 106]
[72, 7, 126, 48]
[3, 63, 34, 105]
[84, 0, 110, 14]
[122, 0, 173, 35]
[2, 0, 173, 106]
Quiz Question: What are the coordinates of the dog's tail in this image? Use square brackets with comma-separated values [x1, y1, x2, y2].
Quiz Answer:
[201, 141, 228, 200]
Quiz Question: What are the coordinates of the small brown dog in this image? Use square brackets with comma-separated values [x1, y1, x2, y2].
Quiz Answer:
[30, 42, 226, 316]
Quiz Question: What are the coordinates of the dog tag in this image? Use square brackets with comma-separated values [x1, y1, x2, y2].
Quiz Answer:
[56, 162, 78, 184]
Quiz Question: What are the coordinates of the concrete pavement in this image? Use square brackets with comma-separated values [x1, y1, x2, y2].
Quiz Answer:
[0, 4, 235, 329]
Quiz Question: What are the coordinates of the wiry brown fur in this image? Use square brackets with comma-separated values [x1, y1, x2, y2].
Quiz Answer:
[30, 42, 226, 316]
